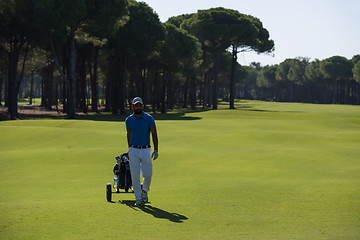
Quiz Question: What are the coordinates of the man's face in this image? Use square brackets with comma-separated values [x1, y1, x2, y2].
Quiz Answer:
[133, 102, 143, 114]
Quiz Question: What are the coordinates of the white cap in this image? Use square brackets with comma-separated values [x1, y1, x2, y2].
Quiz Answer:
[132, 97, 143, 105]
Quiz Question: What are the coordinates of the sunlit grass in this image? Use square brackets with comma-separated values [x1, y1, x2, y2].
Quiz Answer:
[1, 100, 359, 239]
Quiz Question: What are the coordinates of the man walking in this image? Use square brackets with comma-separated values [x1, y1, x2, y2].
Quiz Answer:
[125, 97, 159, 207]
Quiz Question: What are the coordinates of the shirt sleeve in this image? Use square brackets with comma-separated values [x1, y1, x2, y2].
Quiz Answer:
[125, 117, 130, 129]
[149, 115, 156, 127]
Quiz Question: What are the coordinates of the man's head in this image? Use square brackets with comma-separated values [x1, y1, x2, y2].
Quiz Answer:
[132, 97, 143, 115]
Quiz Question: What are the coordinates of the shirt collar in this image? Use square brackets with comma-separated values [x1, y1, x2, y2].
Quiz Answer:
[133, 112, 144, 119]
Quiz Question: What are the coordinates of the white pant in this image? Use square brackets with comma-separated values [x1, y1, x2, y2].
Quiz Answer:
[128, 147, 152, 201]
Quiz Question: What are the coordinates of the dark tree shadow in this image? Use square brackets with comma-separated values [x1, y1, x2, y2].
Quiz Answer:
[7, 101, 303, 122]
[119, 200, 188, 223]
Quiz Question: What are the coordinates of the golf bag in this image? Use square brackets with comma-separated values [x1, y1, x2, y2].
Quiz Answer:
[113, 153, 132, 191]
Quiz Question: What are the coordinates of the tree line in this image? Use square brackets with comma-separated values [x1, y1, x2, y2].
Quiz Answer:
[238, 55, 360, 105]
[1, 0, 358, 120]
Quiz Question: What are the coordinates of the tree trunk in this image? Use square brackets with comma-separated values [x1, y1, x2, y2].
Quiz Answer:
[151, 68, 159, 114]
[105, 56, 112, 112]
[29, 69, 34, 105]
[0, 75, 4, 106]
[8, 40, 21, 120]
[78, 54, 87, 113]
[109, 57, 118, 114]
[141, 69, 146, 105]
[190, 75, 197, 110]
[183, 76, 189, 108]
[17, 42, 30, 99]
[212, 51, 220, 110]
[203, 72, 211, 108]
[167, 74, 174, 110]
[62, 46, 68, 113]
[41, 64, 54, 110]
[202, 74, 206, 108]
[89, 48, 99, 112]
[48, 33, 69, 113]
[332, 79, 338, 104]
[128, 67, 136, 101]
[230, 45, 237, 109]
[160, 70, 167, 114]
[67, 28, 77, 118]
[119, 58, 126, 115]
[62, 80, 67, 113]
[344, 79, 349, 104]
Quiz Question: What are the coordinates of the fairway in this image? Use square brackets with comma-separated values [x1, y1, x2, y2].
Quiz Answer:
[0, 100, 359, 240]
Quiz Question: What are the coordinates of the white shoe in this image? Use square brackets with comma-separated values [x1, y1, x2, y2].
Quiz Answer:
[134, 200, 144, 207]
[141, 190, 148, 203]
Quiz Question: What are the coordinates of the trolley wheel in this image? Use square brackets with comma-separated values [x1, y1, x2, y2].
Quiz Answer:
[106, 183, 112, 202]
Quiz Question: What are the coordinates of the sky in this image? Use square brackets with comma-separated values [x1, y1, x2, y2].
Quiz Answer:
[140, 0, 360, 66]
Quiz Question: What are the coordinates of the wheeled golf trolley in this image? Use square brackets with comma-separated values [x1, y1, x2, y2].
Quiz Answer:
[106, 153, 133, 202]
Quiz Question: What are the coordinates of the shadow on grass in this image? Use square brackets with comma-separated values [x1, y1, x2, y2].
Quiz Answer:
[236, 106, 275, 112]
[118, 200, 188, 223]
[4, 100, 303, 122]
[14, 108, 203, 122]
[77, 111, 202, 122]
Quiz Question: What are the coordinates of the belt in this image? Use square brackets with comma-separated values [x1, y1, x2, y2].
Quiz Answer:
[131, 145, 151, 149]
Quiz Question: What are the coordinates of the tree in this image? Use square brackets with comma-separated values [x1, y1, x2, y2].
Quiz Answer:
[159, 23, 201, 112]
[31, 0, 87, 118]
[229, 14, 274, 108]
[353, 59, 360, 83]
[239, 65, 257, 99]
[80, 0, 127, 113]
[107, 0, 164, 114]
[182, 45, 202, 110]
[74, 28, 108, 113]
[182, 8, 273, 109]
[182, 8, 233, 109]
[0, 0, 33, 119]
[351, 55, 360, 104]
[274, 58, 309, 102]
[287, 57, 309, 102]
[320, 56, 353, 103]
[256, 65, 276, 100]
[0, 44, 7, 106]
[22, 47, 49, 105]
[287, 57, 308, 86]
[305, 59, 324, 103]
[275, 59, 292, 101]
[167, 14, 194, 28]
[31, 0, 127, 118]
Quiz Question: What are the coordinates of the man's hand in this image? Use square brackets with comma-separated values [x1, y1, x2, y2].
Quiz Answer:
[152, 150, 158, 160]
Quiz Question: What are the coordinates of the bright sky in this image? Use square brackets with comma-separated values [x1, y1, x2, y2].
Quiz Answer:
[141, 0, 360, 66]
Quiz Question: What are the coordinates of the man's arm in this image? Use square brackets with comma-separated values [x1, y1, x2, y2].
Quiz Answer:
[150, 126, 158, 151]
[127, 129, 131, 148]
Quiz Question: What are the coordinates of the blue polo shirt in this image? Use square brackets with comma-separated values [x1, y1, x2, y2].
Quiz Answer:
[125, 112, 156, 146]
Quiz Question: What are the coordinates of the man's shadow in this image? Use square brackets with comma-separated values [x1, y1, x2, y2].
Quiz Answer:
[119, 200, 188, 223]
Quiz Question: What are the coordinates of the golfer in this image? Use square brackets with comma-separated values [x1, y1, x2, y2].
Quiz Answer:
[125, 97, 158, 207]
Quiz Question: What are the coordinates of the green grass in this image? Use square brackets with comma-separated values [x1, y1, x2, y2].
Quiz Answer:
[17, 98, 42, 105]
[1, 98, 41, 107]
[1, 100, 359, 240]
